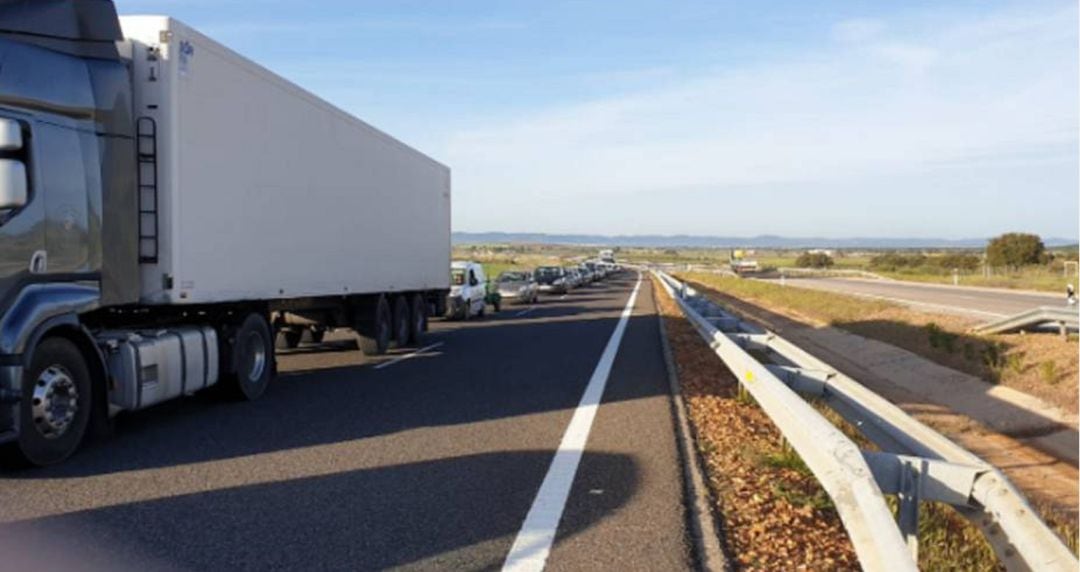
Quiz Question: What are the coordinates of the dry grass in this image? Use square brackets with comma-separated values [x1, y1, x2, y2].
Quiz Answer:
[679, 272, 1079, 414]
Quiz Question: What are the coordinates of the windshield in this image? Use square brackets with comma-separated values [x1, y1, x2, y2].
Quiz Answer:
[536, 267, 561, 277]
[498, 271, 527, 282]
[451, 269, 466, 286]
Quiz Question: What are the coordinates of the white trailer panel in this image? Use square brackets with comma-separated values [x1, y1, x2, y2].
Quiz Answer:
[120, 16, 450, 304]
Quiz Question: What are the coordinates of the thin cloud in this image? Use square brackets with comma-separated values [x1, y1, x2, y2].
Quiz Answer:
[443, 2, 1077, 236]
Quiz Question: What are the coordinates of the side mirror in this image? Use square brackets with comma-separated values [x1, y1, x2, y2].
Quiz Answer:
[0, 159, 28, 211]
[0, 118, 22, 151]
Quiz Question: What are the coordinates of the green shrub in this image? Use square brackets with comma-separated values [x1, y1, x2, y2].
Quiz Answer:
[1039, 361, 1060, 385]
[986, 233, 1046, 269]
[795, 252, 834, 269]
[936, 253, 981, 271]
[870, 252, 928, 271]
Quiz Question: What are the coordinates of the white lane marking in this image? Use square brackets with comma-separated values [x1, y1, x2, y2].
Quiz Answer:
[373, 342, 444, 370]
[502, 273, 643, 572]
[515, 307, 536, 317]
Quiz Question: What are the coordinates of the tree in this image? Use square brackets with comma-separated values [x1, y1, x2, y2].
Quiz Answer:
[986, 233, 1045, 269]
[795, 252, 834, 269]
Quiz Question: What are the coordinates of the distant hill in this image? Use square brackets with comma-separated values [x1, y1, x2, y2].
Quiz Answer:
[452, 232, 1077, 249]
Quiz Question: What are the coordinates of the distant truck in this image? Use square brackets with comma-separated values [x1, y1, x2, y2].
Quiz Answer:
[0, 2, 450, 465]
[599, 249, 615, 263]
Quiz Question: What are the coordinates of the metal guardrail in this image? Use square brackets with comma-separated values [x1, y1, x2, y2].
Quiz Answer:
[653, 270, 1077, 572]
[972, 306, 1079, 335]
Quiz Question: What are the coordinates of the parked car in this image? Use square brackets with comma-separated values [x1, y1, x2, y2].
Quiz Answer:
[496, 271, 539, 304]
[448, 261, 491, 319]
[579, 264, 596, 283]
[565, 267, 583, 289]
[586, 260, 607, 279]
[535, 266, 569, 294]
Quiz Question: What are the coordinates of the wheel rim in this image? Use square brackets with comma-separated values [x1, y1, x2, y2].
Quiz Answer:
[242, 331, 267, 382]
[31, 365, 79, 439]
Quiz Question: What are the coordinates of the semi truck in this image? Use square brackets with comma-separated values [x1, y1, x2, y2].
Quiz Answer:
[0, 0, 451, 466]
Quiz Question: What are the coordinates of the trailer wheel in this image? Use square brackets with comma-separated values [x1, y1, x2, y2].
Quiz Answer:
[409, 294, 427, 343]
[392, 296, 410, 348]
[1, 337, 92, 467]
[228, 313, 274, 401]
[309, 328, 326, 344]
[358, 295, 391, 356]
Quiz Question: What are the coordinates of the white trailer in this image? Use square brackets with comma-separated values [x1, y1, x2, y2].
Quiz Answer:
[0, 3, 451, 466]
[119, 17, 450, 305]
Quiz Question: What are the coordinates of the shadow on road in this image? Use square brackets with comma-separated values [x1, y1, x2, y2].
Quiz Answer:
[1, 450, 640, 571]
[3, 275, 662, 479]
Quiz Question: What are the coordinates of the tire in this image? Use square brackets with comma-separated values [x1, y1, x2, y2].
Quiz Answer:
[477, 302, 485, 318]
[1, 337, 92, 467]
[392, 296, 410, 348]
[309, 328, 326, 344]
[408, 294, 427, 344]
[493, 298, 501, 313]
[358, 295, 391, 356]
[226, 313, 274, 401]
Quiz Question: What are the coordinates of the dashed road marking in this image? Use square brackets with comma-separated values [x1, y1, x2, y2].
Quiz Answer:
[373, 342, 444, 370]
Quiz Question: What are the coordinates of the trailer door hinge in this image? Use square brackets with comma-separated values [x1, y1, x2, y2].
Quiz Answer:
[163, 274, 174, 290]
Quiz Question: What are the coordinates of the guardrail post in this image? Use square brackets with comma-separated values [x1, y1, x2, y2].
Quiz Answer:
[897, 458, 924, 561]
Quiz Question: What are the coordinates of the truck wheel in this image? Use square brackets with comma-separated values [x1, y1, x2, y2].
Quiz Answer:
[310, 328, 326, 344]
[228, 313, 274, 401]
[409, 294, 427, 343]
[358, 295, 391, 356]
[2, 337, 92, 467]
[392, 296, 410, 348]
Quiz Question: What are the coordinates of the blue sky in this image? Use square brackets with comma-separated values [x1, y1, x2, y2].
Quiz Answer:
[116, 0, 1078, 239]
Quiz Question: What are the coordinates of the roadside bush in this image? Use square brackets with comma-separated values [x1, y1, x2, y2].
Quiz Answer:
[795, 252, 834, 269]
[986, 233, 1046, 269]
[924, 322, 956, 353]
[1039, 361, 1060, 385]
[935, 253, 981, 272]
[869, 252, 927, 271]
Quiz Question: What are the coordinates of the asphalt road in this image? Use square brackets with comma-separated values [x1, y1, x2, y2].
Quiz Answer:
[0, 273, 694, 571]
[761, 276, 1065, 319]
